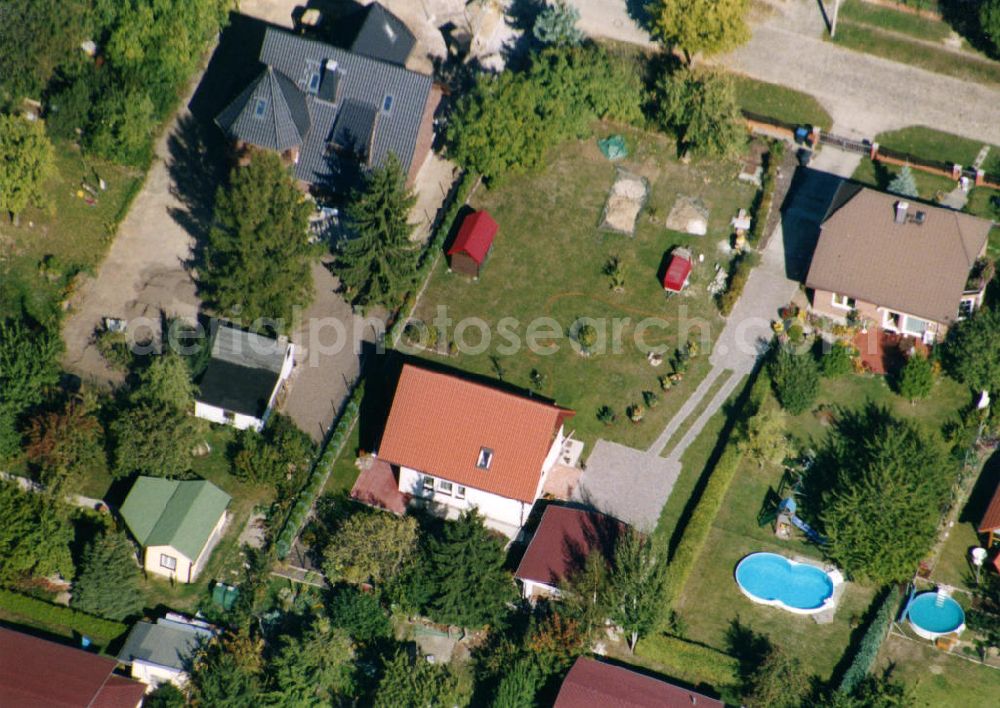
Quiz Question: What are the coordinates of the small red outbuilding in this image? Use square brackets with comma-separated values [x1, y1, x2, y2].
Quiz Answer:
[663, 247, 693, 293]
[448, 210, 498, 278]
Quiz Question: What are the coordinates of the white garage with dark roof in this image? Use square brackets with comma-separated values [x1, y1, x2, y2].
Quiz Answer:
[194, 325, 294, 432]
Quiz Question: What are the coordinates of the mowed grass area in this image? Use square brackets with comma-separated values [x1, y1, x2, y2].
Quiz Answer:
[671, 372, 971, 681]
[878, 634, 1000, 706]
[839, 0, 952, 43]
[830, 21, 1000, 86]
[0, 142, 142, 320]
[731, 75, 833, 129]
[875, 126, 994, 167]
[411, 123, 756, 450]
[851, 157, 957, 203]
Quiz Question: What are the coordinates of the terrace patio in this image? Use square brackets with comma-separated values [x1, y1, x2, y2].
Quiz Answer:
[851, 327, 926, 376]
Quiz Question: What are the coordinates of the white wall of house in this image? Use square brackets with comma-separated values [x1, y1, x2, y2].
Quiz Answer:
[144, 545, 194, 583]
[534, 425, 566, 499]
[130, 661, 186, 692]
[193, 402, 264, 432]
[518, 578, 561, 601]
[398, 466, 534, 531]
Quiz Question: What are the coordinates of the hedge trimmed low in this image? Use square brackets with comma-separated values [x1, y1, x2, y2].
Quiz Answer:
[659, 372, 770, 616]
[275, 381, 366, 558]
[838, 585, 903, 694]
[635, 633, 739, 690]
[0, 589, 126, 643]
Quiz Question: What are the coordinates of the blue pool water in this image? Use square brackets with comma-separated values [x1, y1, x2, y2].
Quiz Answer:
[908, 592, 965, 634]
[735, 552, 834, 611]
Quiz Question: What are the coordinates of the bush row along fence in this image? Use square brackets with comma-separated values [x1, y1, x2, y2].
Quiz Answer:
[635, 634, 740, 690]
[744, 113, 1000, 190]
[837, 584, 904, 693]
[275, 171, 476, 559]
[0, 589, 127, 645]
[275, 381, 365, 559]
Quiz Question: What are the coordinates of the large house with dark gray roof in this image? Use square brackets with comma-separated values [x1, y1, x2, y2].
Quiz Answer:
[216, 9, 439, 193]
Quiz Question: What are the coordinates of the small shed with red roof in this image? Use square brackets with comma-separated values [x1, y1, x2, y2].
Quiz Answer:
[448, 210, 498, 278]
[662, 247, 693, 293]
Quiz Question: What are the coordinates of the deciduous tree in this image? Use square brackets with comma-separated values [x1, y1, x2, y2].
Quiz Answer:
[981, 0, 1000, 55]
[0, 115, 56, 223]
[111, 402, 200, 479]
[323, 511, 418, 586]
[648, 0, 751, 63]
[744, 644, 811, 708]
[334, 155, 419, 310]
[608, 529, 666, 651]
[819, 405, 953, 584]
[0, 482, 74, 583]
[202, 152, 318, 326]
[325, 585, 392, 643]
[738, 405, 792, 468]
[269, 617, 356, 704]
[231, 414, 313, 491]
[26, 393, 106, 493]
[373, 651, 471, 708]
[426, 510, 516, 628]
[0, 315, 61, 458]
[655, 67, 745, 158]
[0, 0, 89, 101]
[86, 86, 156, 167]
[189, 628, 265, 708]
[943, 307, 1000, 393]
[71, 530, 143, 621]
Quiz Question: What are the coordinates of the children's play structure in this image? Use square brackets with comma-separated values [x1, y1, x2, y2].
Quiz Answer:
[757, 464, 828, 545]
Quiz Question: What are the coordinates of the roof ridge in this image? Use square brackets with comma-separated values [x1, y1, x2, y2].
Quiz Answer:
[402, 363, 572, 414]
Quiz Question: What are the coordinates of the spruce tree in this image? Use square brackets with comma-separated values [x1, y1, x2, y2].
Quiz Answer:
[71, 530, 144, 621]
[334, 154, 419, 309]
[608, 529, 666, 651]
[201, 152, 317, 326]
[426, 510, 516, 628]
[887, 165, 918, 198]
[897, 352, 933, 402]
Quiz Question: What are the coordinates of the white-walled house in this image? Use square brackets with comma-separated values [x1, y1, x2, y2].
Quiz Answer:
[117, 614, 216, 691]
[120, 477, 231, 584]
[194, 325, 294, 432]
[370, 364, 574, 536]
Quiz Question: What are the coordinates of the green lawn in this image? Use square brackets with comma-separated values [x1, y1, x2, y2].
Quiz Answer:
[852, 157, 957, 204]
[874, 126, 994, 167]
[830, 23, 1000, 87]
[731, 75, 832, 129]
[0, 142, 142, 321]
[323, 422, 362, 496]
[878, 634, 1000, 706]
[411, 122, 756, 450]
[839, 0, 952, 43]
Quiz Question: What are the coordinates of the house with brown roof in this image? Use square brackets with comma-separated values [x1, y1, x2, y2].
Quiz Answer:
[805, 185, 993, 342]
[554, 657, 723, 708]
[0, 626, 147, 707]
[371, 364, 575, 535]
[515, 505, 624, 600]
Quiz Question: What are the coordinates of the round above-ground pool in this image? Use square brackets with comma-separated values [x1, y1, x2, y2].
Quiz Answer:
[907, 592, 966, 639]
[734, 552, 838, 614]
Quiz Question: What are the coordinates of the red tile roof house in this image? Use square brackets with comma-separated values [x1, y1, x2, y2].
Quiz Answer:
[0, 626, 147, 707]
[554, 657, 723, 708]
[371, 364, 575, 536]
[806, 185, 993, 343]
[515, 505, 624, 600]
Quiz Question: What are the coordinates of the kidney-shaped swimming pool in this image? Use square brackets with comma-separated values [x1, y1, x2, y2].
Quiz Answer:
[735, 552, 836, 614]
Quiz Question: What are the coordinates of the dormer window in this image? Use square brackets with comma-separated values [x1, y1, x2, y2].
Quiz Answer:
[382, 94, 393, 114]
[253, 98, 267, 118]
[476, 447, 494, 470]
[307, 72, 321, 94]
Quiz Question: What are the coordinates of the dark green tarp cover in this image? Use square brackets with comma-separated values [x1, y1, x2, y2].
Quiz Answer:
[598, 135, 627, 160]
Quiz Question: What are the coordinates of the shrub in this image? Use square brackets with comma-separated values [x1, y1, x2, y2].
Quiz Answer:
[749, 141, 784, 243]
[821, 341, 854, 378]
[635, 634, 739, 689]
[838, 586, 903, 694]
[896, 352, 934, 401]
[0, 589, 126, 644]
[769, 345, 819, 415]
[627, 404, 645, 422]
[786, 324, 804, 344]
[718, 252, 757, 316]
[642, 390, 660, 408]
[596, 406, 616, 425]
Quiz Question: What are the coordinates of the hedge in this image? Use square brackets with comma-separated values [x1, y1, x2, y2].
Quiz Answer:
[717, 251, 758, 317]
[0, 589, 127, 643]
[659, 372, 771, 616]
[635, 634, 739, 690]
[838, 585, 904, 694]
[748, 140, 784, 244]
[275, 381, 366, 558]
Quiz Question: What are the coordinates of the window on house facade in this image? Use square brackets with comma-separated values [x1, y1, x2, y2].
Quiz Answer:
[455, 486, 466, 500]
[422, 476, 435, 494]
[437, 480, 453, 495]
[959, 299, 976, 319]
[160, 554, 177, 571]
[476, 447, 494, 470]
[831, 293, 855, 310]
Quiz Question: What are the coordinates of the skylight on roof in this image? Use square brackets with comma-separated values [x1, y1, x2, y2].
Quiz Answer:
[307, 72, 320, 94]
[382, 94, 393, 114]
[383, 21, 396, 42]
[477, 447, 494, 470]
[253, 98, 267, 118]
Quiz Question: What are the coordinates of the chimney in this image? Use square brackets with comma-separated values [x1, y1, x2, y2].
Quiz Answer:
[894, 200, 909, 224]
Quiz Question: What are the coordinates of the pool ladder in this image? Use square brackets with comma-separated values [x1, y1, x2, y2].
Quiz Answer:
[934, 586, 952, 607]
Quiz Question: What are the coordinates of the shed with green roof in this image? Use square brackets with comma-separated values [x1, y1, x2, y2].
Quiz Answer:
[121, 477, 231, 583]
